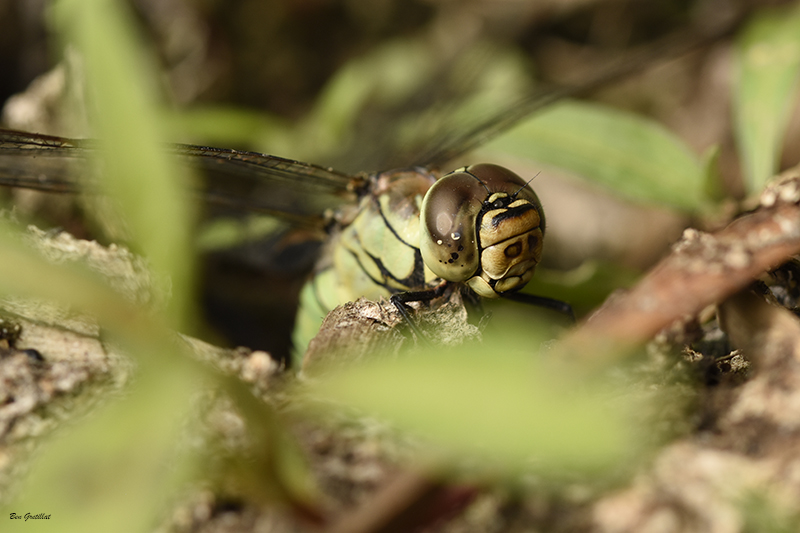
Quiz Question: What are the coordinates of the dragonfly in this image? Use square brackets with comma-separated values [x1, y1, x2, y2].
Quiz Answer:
[0, 122, 570, 362]
[0, 18, 742, 364]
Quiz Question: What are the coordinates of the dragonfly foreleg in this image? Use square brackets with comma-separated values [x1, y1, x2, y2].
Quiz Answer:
[389, 283, 449, 346]
[501, 292, 575, 323]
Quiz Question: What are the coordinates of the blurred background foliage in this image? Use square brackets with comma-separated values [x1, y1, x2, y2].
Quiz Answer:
[0, 0, 799, 531]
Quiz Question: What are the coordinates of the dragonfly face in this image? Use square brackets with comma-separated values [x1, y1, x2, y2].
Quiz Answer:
[420, 164, 544, 298]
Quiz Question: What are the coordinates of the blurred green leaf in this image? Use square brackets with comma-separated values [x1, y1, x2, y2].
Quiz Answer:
[0, 224, 203, 533]
[734, 3, 800, 194]
[701, 144, 726, 202]
[195, 215, 286, 251]
[484, 100, 707, 212]
[305, 38, 436, 160]
[166, 105, 294, 155]
[524, 261, 641, 315]
[10, 344, 204, 533]
[214, 377, 321, 514]
[304, 38, 532, 169]
[5, 1, 324, 529]
[307, 337, 641, 478]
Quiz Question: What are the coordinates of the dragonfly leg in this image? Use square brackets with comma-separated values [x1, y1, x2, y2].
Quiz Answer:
[460, 287, 485, 323]
[502, 292, 575, 323]
[390, 283, 449, 346]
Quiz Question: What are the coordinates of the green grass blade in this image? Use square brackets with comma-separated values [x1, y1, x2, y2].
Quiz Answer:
[50, 0, 194, 329]
[4, 1, 201, 531]
[734, 3, 800, 194]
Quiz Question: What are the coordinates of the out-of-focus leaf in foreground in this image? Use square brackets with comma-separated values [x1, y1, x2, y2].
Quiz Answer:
[484, 101, 707, 212]
[12, 343, 203, 533]
[0, 223, 203, 533]
[50, 0, 194, 328]
[4, 0, 200, 531]
[734, 2, 800, 194]
[4, 0, 318, 529]
[306, 332, 642, 478]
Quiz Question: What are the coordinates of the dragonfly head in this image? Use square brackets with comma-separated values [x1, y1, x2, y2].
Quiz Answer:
[419, 164, 545, 298]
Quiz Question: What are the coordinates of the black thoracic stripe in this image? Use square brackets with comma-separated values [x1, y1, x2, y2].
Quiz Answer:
[345, 247, 388, 290]
[372, 193, 418, 250]
[347, 234, 430, 293]
[408, 249, 427, 288]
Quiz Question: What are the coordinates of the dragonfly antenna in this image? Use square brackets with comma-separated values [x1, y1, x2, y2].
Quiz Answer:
[513, 171, 540, 198]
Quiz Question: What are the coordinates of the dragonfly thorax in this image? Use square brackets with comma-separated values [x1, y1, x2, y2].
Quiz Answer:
[419, 164, 545, 298]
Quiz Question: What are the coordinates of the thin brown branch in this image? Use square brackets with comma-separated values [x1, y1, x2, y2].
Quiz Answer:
[562, 167, 800, 363]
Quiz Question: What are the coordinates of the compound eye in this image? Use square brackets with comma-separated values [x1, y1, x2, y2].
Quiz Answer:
[419, 171, 484, 282]
[466, 163, 545, 232]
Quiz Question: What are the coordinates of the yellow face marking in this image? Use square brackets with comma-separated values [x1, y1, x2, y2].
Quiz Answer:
[479, 206, 540, 248]
[504, 241, 522, 258]
[480, 228, 543, 280]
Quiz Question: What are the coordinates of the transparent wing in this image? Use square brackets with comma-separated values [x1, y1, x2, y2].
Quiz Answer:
[0, 129, 358, 226]
[379, 11, 746, 172]
[172, 143, 357, 224]
[0, 130, 83, 193]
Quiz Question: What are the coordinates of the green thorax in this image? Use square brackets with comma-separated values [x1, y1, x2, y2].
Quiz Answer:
[294, 168, 442, 356]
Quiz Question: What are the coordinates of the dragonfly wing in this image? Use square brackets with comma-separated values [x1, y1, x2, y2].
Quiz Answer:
[172, 144, 358, 225]
[402, 13, 748, 171]
[0, 129, 359, 226]
[0, 130, 85, 193]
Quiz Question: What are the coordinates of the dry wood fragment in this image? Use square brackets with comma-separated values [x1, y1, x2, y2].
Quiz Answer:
[563, 166, 800, 364]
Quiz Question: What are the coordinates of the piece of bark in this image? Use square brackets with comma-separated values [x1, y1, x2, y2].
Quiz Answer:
[302, 291, 480, 371]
